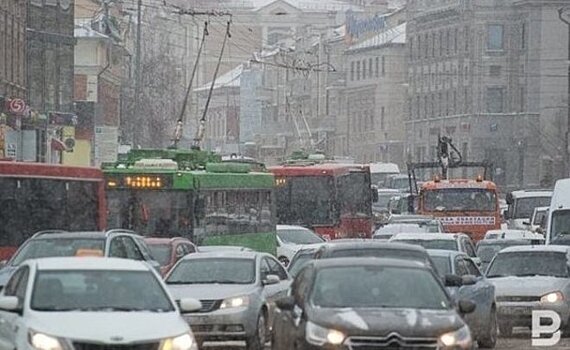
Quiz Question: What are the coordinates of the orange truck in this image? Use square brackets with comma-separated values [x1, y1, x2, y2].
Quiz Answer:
[417, 177, 501, 241]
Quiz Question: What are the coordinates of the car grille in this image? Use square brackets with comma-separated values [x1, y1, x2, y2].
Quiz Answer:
[72, 342, 159, 350]
[177, 299, 222, 313]
[496, 295, 540, 302]
[346, 334, 438, 350]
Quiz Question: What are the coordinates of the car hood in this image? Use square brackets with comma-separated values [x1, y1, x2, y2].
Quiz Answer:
[489, 276, 570, 296]
[308, 307, 464, 338]
[167, 283, 258, 300]
[28, 311, 189, 342]
[0, 266, 17, 287]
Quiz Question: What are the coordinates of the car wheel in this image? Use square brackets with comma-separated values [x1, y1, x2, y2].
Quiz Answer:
[479, 307, 498, 348]
[247, 312, 266, 350]
[498, 321, 512, 337]
[278, 256, 289, 266]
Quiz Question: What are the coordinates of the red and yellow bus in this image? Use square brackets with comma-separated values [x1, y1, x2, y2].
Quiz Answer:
[418, 177, 501, 241]
[0, 161, 107, 259]
[269, 163, 374, 239]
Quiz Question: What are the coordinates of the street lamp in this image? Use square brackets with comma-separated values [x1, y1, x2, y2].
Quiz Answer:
[558, 7, 570, 176]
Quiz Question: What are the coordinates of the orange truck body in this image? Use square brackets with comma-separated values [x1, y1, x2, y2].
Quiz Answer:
[417, 178, 501, 241]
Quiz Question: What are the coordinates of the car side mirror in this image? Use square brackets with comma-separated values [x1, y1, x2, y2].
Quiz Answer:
[0, 296, 19, 312]
[461, 275, 477, 286]
[444, 274, 463, 287]
[458, 299, 476, 314]
[178, 298, 202, 313]
[276, 296, 296, 311]
[371, 188, 379, 203]
[262, 274, 280, 286]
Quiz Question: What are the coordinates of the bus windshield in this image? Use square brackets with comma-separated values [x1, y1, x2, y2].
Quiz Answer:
[513, 197, 551, 219]
[423, 189, 497, 212]
[107, 190, 193, 238]
[276, 176, 334, 226]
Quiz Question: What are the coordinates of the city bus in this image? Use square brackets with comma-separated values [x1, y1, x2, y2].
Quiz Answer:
[269, 163, 375, 239]
[417, 177, 501, 241]
[102, 149, 277, 255]
[0, 161, 107, 259]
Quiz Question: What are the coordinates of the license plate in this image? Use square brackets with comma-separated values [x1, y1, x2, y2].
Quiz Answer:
[501, 306, 532, 315]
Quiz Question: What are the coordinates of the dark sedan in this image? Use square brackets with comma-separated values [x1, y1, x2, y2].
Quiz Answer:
[272, 258, 475, 350]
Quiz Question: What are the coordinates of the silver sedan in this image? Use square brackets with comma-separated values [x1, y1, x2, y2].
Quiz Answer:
[165, 251, 291, 350]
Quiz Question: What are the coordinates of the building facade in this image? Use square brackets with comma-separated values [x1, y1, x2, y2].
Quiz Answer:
[0, 0, 27, 100]
[404, 0, 568, 189]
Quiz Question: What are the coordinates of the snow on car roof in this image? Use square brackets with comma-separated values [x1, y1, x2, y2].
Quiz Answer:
[277, 224, 312, 230]
[391, 233, 461, 240]
[31, 257, 150, 271]
[498, 245, 570, 254]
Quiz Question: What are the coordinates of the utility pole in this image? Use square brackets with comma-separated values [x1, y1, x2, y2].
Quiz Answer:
[559, 7, 570, 177]
[133, 0, 142, 147]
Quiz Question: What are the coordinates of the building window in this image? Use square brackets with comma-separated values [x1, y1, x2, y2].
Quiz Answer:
[454, 28, 458, 53]
[416, 96, 420, 119]
[521, 22, 526, 49]
[424, 33, 429, 58]
[486, 87, 505, 113]
[381, 106, 385, 130]
[489, 65, 501, 76]
[431, 32, 436, 57]
[369, 58, 373, 77]
[446, 29, 451, 55]
[520, 87, 525, 112]
[453, 90, 457, 114]
[356, 61, 361, 80]
[418, 35, 422, 60]
[375, 57, 379, 77]
[464, 87, 469, 114]
[438, 92, 443, 116]
[381, 56, 385, 75]
[439, 31, 444, 57]
[424, 95, 428, 118]
[409, 37, 414, 60]
[363, 60, 367, 79]
[465, 26, 469, 52]
[487, 24, 504, 50]
[350, 61, 355, 81]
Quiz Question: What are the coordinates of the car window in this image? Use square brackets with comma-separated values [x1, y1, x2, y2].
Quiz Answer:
[464, 258, 482, 277]
[463, 239, 476, 257]
[122, 237, 144, 260]
[109, 237, 128, 258]
[184, 243, 196, 254]
[292, 266, 312, 305]
[265, 257, 288, 280]
[5, 266, 29, 308]
[454, 257, 469, 276]
[260, 258, 271, 280]
[133, 236, 154, 259]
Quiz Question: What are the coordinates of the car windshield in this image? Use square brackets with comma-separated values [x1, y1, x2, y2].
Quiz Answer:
[476, 242, 530, 263]
[278, 229, 324, 244]
[393, 239, 458, 251]
[430, 256, 452, 276]
[166, 258, 255, 284]
[31, 270, 174, 312]
[11, 238, 105, 266]
[424, 189, 497, 211]
[147, 244, 171, 266]
[311, 266, 450, 309]
[550, 210, 570, 241]
[513, 197, 551, 219]
[487, 252, 569, 278]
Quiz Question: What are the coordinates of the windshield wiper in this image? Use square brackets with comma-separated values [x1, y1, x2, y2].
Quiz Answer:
[486, 274, 509, 278]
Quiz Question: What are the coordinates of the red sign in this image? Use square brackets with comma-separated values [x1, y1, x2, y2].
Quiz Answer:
[8, 99, 26, 114]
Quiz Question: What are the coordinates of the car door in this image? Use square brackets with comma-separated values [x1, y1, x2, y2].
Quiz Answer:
[456, 257, 489, 335]
[0, 266, 29, 349]
[273, 266, 312, 350]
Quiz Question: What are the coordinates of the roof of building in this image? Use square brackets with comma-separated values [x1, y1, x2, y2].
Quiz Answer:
[348, 22, 406, 51]
[194, 64, 243, 92]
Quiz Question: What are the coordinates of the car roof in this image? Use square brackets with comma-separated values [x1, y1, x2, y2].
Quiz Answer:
[29, 257, 150, 271]
[144, 237, 189, 244]
[426, 249, 468, 258]
[391, 233, 461, 240]
[197, 245, 252, 252]
[311, 257, 428, 270]
[510, 190, 552, 198]
[499, 245, 570, 254]
[32, 232, 108, 240]
[277, 225, 312, 231]
[183, 251, 260, 260]
[322, 241, 428, 252]
[477, 239, 532, 246]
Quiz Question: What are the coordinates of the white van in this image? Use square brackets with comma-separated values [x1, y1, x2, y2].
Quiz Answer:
[505, 189, 552, 230]
[369, 162, 400, 187]
[546, 179, 570, 244]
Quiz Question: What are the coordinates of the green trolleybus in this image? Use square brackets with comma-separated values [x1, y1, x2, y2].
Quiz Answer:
[102, 149, 277, 255]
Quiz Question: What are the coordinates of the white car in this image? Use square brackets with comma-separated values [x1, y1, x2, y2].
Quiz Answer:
[0, 257, 202, 350]
[484, 229, 544, 242]
[276, 225, 325, 265]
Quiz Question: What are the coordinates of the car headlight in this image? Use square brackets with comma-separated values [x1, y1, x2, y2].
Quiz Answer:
[220, 295, 250, 309]
[28, 331, 65, 350]
[305, 321, 346, 346]
[439, 325, 472, 348]
[541, 291, 565, 303]
[161, 333, 198, 350]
